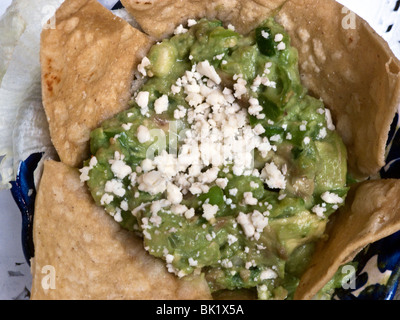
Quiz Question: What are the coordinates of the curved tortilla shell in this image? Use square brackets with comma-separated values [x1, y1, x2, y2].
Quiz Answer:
[294, 179, 400, 300]
[40, 0, 151, 168]
[120, 0, 287, 39]
[31, 160, 211, 300]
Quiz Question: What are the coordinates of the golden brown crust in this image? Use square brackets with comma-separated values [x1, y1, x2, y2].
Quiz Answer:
[120, 0, 287, 38]
[40, 0, 152, 168]
[31, 160, 211, 300]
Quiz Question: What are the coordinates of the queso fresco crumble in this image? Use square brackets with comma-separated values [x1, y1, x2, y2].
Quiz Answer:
[80, 18, 349, 299]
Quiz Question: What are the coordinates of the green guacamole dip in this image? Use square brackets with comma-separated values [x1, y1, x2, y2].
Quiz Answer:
[81, 18, 350, 299]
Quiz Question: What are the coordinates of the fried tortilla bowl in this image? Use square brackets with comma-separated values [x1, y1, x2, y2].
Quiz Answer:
[30, 0, 400, 300]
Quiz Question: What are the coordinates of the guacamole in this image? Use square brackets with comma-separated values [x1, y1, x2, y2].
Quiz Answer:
[81, 18, 349, 299]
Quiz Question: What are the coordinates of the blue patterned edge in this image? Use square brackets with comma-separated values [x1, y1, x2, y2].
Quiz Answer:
[10, 152, 43, 266]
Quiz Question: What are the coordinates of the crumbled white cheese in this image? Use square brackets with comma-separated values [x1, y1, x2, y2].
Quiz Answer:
[130, 172, 137, 186]
[137, 125, 151, 144]
[113, 208, 123, 222]
[100, 193, 114, 205]
[236, 210, 269, 240]
[171, 204, 188, 215]
[79, 156, 98, 182]
[184, 208, 195, 219]
[141, 158, 155, 172]
[325, 108, 335, 130]
[248, 104, 263, 117]
[216, 178, 228, 189]
[108, 152, 131, 180]
[299, 120, 307, 131]
[137, 56, 150, 77]
[187, 19, 197, 27]
[229, 188, 238, 196]
[243, 192, 258, 205]
[174, 105, 187, 119]
[150, 199, 170, 218]
[198, 167, 219, 184]
[277, 42, 286, 50]
[260, 162, 286, 189]
[227, 234, 238, 245]
[274, 33, 284, 42]
[154, 94, 169, 114]
[120, 200, 129, 211]
[250, 181, 259, 189]
[109, 158, 132, 180]
[236, 212, 255, 238]
[188, 257, 198, 267]
[213, 53, 225, 60]
[260, 268, 277, 280]
[174, 24, 188, 35]
[135, 91, 150, 116]
[270, 134, 281, 142]
[165, 254, 174, 263]
[153, 150, 179, 179]
[251, 210, 269, 233]
[104, 179, 126, 197]
[317, 127, 327, 140]
[321, 191, 343, 204]
[221, 259, 233, 268]
[253, 123, 266, 135]
[171, 84, 181, 94]
[202, 203, 219, 222]
[233, 74, 247, 99]
[278, 193, 286, 201]
[138, 171, 167, 195]
[196, 60, 221, 85]
[167, 183, 183, 204]
[261, 30, 269, 39]
[122, 123, 133, 131]
[312, 204, 327, 218]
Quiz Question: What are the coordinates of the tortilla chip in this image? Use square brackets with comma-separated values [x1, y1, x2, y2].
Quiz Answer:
[120, 0, 287, 39]
[275, 0, 400, 178]
[40, 0, 152, 168]
[294, 179, 400, 300]
[30, 160, 211, 300]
